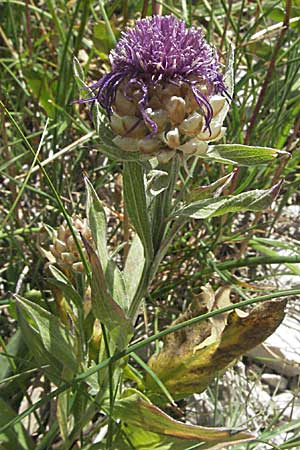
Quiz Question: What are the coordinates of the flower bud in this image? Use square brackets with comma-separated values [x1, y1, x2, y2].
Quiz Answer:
[47, 216, 93, 273]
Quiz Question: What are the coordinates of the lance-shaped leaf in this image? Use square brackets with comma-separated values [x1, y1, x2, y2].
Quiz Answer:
[187, 172, 236, 202]
[146, 292, 286, 400]
[123, 161, 154, 261]
[203, 144, 287, 166]
[0, 398, 35, 450]
[16, 295, 78, 375]
[85, 177, 129, 312]
[48, 265, 83, 310]
[0, 329, 27, 382]
[82, 237, 133, 350]
[124, 234, 145, 303]
[173, 182, 282, 219]
[112, 392, 255, 448]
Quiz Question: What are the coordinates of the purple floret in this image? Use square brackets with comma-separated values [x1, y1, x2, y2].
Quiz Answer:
[83, 15, 227, 132]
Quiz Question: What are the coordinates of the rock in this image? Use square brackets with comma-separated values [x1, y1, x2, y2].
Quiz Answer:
[272, 392, 300, 421]
[261, 373, 288, 391]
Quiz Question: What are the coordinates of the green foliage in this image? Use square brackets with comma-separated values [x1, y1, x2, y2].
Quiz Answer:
[110, 391, 255, 448]
[16, 295, 78, 377]
[204, 144, 288, 166]
[123, 162, 154, 261]
[85, 177, 130, 312]
[174, 184, 281, 219]
[83, 238, 133, 352]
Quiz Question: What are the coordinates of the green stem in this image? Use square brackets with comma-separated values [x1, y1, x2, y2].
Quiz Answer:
[99, 0, 117, 46]
[152, 154, 180, 253]
[128, 156, 180, 320]
[208, 255, 300, 272]
[128, 261, 151, 321]
[149, 216, 188, 283]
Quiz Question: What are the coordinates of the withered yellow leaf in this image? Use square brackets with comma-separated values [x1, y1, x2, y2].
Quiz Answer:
[146, 292, 286, 400]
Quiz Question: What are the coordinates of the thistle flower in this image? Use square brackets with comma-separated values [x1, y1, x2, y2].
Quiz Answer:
[81, 15, 229, 163]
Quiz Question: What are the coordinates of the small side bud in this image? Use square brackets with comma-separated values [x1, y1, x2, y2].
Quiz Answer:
[198, 123, 223, 141]
[110, 114, 126, 135]
[121, 116, 148, 138]
[114, 90, 139, 116]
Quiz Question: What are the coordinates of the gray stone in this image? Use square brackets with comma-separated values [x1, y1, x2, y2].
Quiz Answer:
[261, 373, 288, 391]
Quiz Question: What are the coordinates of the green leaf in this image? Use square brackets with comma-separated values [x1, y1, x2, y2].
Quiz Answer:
[251, 241, 300, 276]
[0, 398, 34, 450]
[16, 295, 78, 374]
[124, 234, 145, 303]
[48, 265, 83, 310]
[123, 162, 154, 261]
[93, 21, 119, 58]
[17, 304, 63, 383]
[57, 389, 71, 442]
[82, 238, 133, 351]
[92, 425, 251, 450]
[267, 6, 284, 21]
[112, 392, 255, 447]
[85, 177, 129, 312]
[73, 56, 88, 90]
[0, 329, 27, 382]
[204, 144, 287, 166]
[174, 183, 281, 219]
[187, 172, 234, 202]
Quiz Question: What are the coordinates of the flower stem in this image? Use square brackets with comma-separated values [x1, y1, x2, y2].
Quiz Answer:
[128, 155, 180, 321]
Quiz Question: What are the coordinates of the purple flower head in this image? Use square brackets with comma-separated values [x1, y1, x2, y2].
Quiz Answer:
[83, 15, 227, 137]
